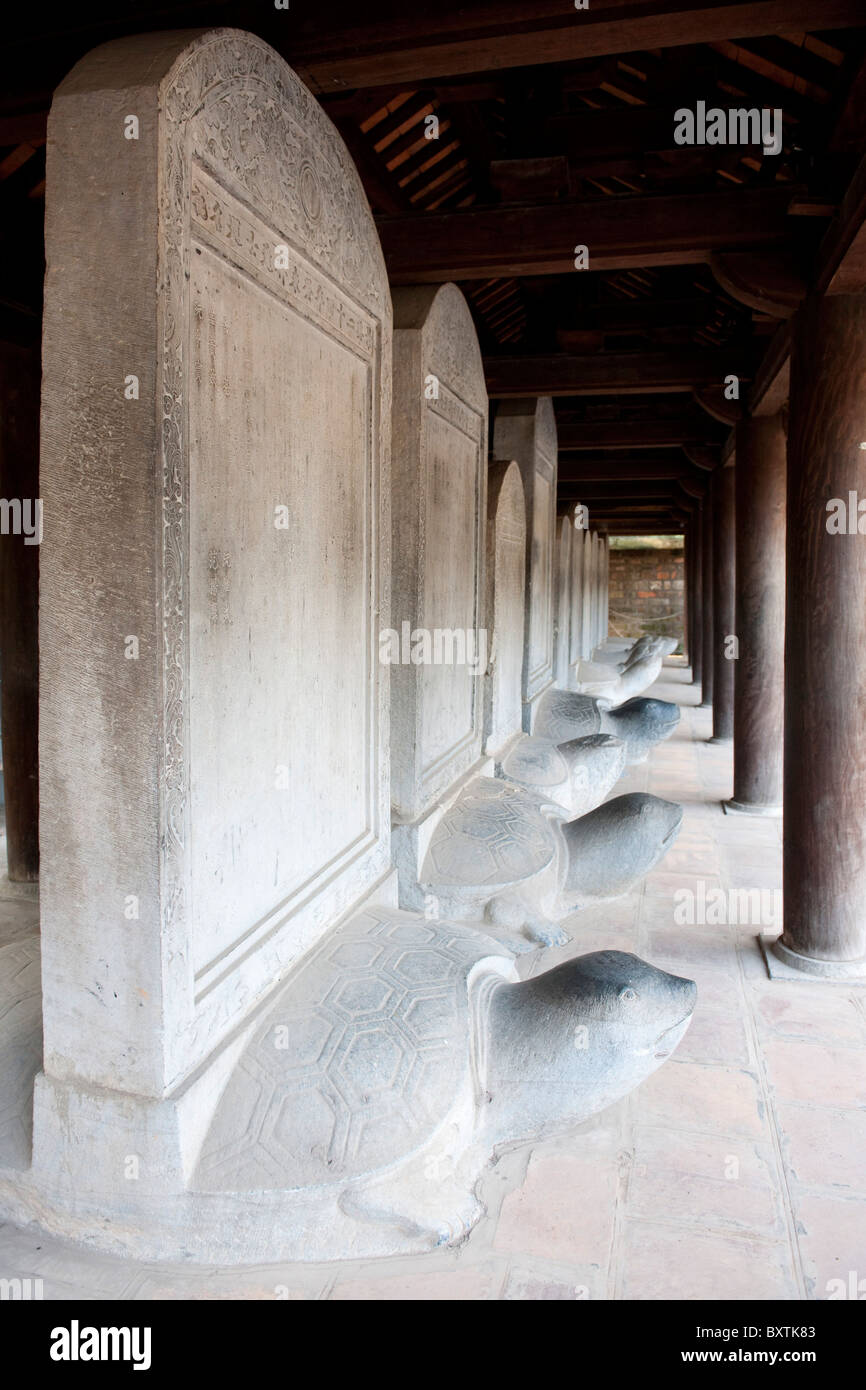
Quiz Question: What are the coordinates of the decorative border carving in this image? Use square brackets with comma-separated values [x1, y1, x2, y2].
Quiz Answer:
[156, 32, 388, 1028]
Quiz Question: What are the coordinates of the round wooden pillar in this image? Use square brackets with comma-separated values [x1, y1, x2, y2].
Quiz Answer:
[777, 294, 866, 976]
[710, 466, 735, 740]
[690, 518, 703, 684]
[726, 414, 786, 813]
[700, 499, 714, 708]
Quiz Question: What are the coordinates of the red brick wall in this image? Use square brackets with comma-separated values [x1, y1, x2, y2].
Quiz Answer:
[608, 546, 684, 645]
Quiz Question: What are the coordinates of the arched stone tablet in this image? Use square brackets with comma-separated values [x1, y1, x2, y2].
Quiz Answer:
[570, 520, 585, 679]
[390, 284, 488, 821]
[483, 460, 526, 755]
[38, 28, 392, 1097]
[493, 397, 558, 729]
[554, 513, 573, 688]
[581, 529, 597, 659]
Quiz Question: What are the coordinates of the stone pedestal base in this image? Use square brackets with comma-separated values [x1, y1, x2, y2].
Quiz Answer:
[723, 799, 782, 818]
[758, 935, 866, 982]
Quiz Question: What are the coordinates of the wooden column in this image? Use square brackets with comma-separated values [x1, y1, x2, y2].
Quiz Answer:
[682, 526, 691, 665]
[776, 294, 866, 976]
[726, 414, 786, 813]
[710, 465, 735, 741]
[0, 341, 40, 880]
[700, 498, 714, 707]
[691, 514, 703, 685]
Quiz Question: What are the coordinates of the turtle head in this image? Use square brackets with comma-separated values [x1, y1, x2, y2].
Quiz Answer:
[481, 950, 696, 1144]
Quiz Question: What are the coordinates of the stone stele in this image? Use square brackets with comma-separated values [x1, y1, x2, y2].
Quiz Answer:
[493, 397, 558, 731]
[0, 29, 696, 1265]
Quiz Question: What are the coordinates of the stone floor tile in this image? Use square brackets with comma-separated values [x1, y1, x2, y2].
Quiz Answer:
[792, 1193, 866, 1299]
[628, 1125, 786, 1238]
[753, 991, 866, 1047]
[637, 1059, 768, 1139]
[673, 1007, 752, 1067]
[501, 1261, 602, 1300]
[329, 1265, 502, 1300]
[776, 1102, 866, 1196]
[762, 1038, 866, 1109]
[493, 1151, 619, 1266]
[619, 1221, 798, 1300]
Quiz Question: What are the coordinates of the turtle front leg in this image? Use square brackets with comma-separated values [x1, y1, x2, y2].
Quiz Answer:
[485, 892, 570, 949]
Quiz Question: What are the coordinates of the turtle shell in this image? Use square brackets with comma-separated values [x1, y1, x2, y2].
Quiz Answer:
[533, 689, 602, 743]
[420, 776, 556, 891]
[500, 735, 570, 790]
[195, 908, 514, 1191]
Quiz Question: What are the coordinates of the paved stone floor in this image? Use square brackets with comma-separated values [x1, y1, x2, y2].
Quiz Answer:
[1, 662, 864, 1299]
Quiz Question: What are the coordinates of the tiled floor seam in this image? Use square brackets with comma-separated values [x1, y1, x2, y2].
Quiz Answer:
[730, 881, 809, 1297]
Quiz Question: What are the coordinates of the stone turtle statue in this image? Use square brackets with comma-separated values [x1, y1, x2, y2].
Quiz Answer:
[534, 688, 680, 764]
[496, 731, 626, 817]
[418, 776, 682, 948]
[560, 792, 683, 909]
[575, 651, 664, 705]
[195, 909, 696, 1260]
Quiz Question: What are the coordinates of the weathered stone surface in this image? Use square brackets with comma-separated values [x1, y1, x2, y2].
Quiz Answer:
[560, 794, 683, 909]
[498, 733, 625, 818]
[391, 284, 488, 821]
[421, 778, 557, 893]
[580, 530, 596, 660]
[0, 937, 41, 1170]
[420, 763, 677, 946]
[484, 460, 526, 757]
[17, 27, 405, 1255]
[190, 918, 695, 1260]
[575, 647, 664, 705]
[6, 906, 693, 1262]
[11, 26, 694, 1268]
[605, 697, 681, 762]
[533, 689, 680, 764]
[533, 689, 603, 743]
[568, 523, 585, 683]
[493, 398, 558, 729]
[483, 951, 696, 1146]
[38, 28, 393, 1100]
[553, 514, 573, 688]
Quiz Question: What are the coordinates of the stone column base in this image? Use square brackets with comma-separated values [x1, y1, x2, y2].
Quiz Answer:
[723, 799, 782, 817]
[758, 934, 866, 982]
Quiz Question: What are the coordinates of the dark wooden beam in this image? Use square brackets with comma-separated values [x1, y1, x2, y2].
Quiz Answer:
[710, 249, 807, 320]
[558, 453, 694, 482]
[486, 348, 749, 397]
[291, 2, 866, 92]
[557, 480, 686, 500]
[378, 186, 798, 282]
[692, 384, 743, 425]
[557, 418, 722, 450]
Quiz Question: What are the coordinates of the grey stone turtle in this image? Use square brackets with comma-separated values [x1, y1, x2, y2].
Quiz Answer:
[194, 908, 696, 1259]
[560, 793, 683, 909]
[578, 652, 664, 705]
[497, 732, 626, 817]
[533, 688, 679, 764]
[418, 776, 569, 948]
[419, 775, 682, 949]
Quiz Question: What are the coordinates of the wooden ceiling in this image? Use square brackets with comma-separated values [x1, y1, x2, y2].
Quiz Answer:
[2, 1, 865, 532]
